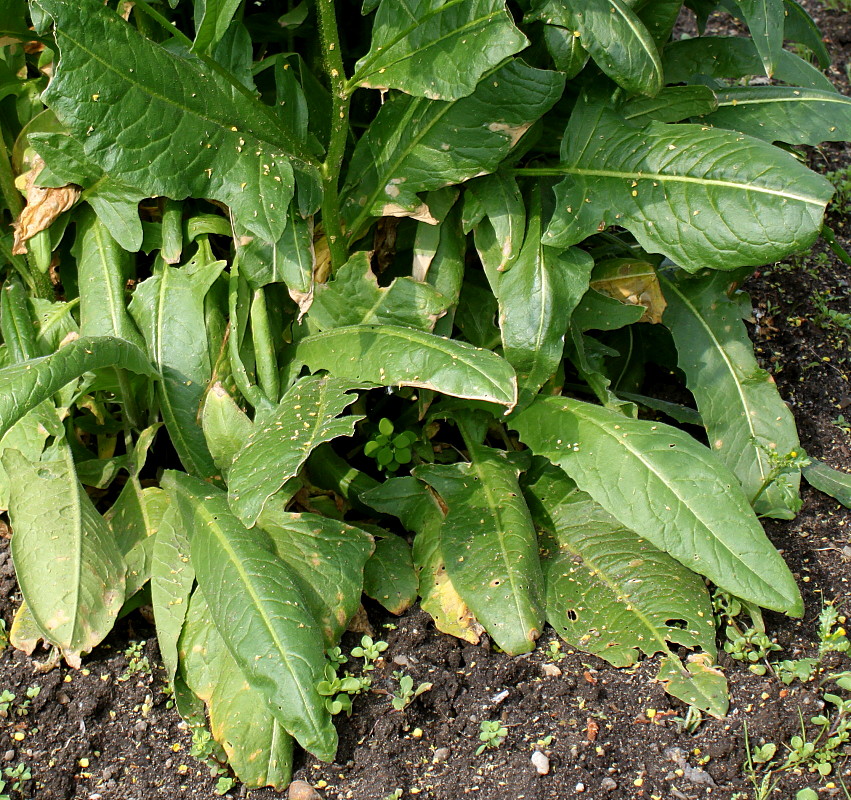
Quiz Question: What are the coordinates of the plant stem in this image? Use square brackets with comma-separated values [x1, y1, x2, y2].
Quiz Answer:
[314, 0, 351, 273]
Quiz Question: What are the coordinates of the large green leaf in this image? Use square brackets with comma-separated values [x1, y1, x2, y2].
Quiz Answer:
[0, 335, 155, 439]
[468, 172, 526, 278]
[660, 270, 801, 518]
[257, 502, 374, 644]
[362, 534, 418, 615]
[0, 401, 59, 512]
[733, 0, 784, 77]
[227, 375, 363, 527]
[414, 440, 545, 655]
[543, 100, 833, 272]
[361, 477, 485, 644]
[308, 251, 451, 333]
[201, 382, 254, 478]
[702, 86, 851, 146]
[297, 324, 518, 409]
[163, 471, 336, 761]
[803, 460, 851, 509]
[3, 446, 125, 668]
[527, 0, 663, 96]
[524, 461, 717, 667]
[180, 590, 294, 789]
[129, 259, 224, 479]
[341, 60, 564, 239]
[351, 0, 528, 100]
[512, 396, 803, 615]
[497, 192, 594, 407]
[151, 504, 195, 686]
[36, 0, 319, 241]
[193, 0, 243, 53]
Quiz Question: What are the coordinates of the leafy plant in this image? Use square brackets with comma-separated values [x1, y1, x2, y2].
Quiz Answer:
[351, 636, 389, 671]
[0, 0, 850, 789]
[476, 720, 508, 755]
[390, 671, 433, 711]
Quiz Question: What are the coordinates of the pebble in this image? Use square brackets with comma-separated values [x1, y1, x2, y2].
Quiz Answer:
[133, 720, 147, 733]
[432, 747, 451, 763]
[531, 750, 550, 775]
[575, 782, 585, 793]
[57, 692, 71, 705]
[600, 777, 618, 792]
[2, 751, 13, 762]
[288, 779, 321, 800]
[540, 663, 562, 678]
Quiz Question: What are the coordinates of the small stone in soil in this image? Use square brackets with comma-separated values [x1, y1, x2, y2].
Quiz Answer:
[531, 750, 550, 775]
[575, 782, 585, 793]
[288, 779, 321, 800]
[600, 777, 617, 792]
[541, 663, 562, 678]
[3, 750, 13, 762]
[432, 747, 450, 763]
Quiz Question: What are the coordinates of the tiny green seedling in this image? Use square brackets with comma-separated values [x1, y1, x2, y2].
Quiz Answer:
[351, 636, 389, 671]
[364, 418, 417, 473]
[317, 664, 373, 716]
[390, 672, 432, 711]
[119, 641, 150, 681]
[326, 646, 348, 668]
[215, 776, 235, 795]
[476, 720, 508, 755]
[2, 763, 31, 793]
[0, 690, 15, 717]
[545, 640, 566, 663]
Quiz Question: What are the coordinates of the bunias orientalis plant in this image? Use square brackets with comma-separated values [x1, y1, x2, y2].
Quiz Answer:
[1, 0, 851, 788]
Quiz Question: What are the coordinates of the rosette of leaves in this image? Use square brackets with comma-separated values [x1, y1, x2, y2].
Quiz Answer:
[2, 0, 851, 790]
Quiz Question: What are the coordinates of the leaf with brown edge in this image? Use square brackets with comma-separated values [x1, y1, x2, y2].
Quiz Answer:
[12, 157, 79, 255]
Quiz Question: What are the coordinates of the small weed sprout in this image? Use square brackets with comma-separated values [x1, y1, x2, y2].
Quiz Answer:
[476, 720, 508, 755]
[317, 663, 373, 717]
[364, 418, 417, 473]
[545, 640, 566, 662]
[0, 690, 15, 717]
[190, 727, 233, 786]
[2, 762, 31, 792]
[390, 672, 432, 711]
[351, 636, 388, 671]
[119, 641, 150, 681]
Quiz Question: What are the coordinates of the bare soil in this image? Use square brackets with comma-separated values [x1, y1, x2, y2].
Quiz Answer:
[0, 3, 850, 799]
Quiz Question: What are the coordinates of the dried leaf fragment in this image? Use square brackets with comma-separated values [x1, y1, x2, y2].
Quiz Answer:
[12, 157, 80, 255]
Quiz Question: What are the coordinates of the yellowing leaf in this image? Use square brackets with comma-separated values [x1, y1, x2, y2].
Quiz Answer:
[590, 259, 667, 324]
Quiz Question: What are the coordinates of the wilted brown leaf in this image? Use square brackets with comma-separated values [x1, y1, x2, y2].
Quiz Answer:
[591, 258, 667, 324]
[12, 156, 79, 255]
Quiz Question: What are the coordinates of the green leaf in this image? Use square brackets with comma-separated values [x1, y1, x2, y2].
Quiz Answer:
[180, 589, 294, 789]
[350, 0, 528, 100]
[702, 86, 851, 146]
[164, 471, 337, 761]
[803, 460, 851, 508]
[3, 445, 125, 668]
[734, 0, 784, 77]
[1, 275, 39, 362]
[227, 375, 363, 527]
[151, 504, 195, 686]
[0, 401, 60, 512]
[512, 396, 803, 615]
[414, 440, 545, 655]
[468, 172, 526, 279]
[130, 259, 224, 479]
[497, 191, 594, 407]
[0, 335, 155, 439]
[257, 502, 374, 644]
[193, 0, 243, 54]
[662, 36, 836, 92]
[363, 534, 418, 615]
[622, 85, 718, 125]
[525, 461, 717, 668]
[72, 207, 144, 347]
[341, 59, 564, 239]
[571, 288, 646, 332]
[783, 0, 830, 68]
[528, 0, 663, 96]
[362, 476, 485, 643]
[36, 0, 319, 242]
[308, 251, 451, 333]
[660, 270, 801, 518]
[297, 324, 518, 409]
[544, 100, 833, 272]
[657, 653, 729, 717]
[201, 382, 254, 478]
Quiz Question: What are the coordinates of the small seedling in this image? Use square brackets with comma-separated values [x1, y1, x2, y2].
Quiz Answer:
[215, 776, 235, 795]
[364, 418, 417, 473]
[2, 763, 31, 792]
[476, 720, 508, 755]
[0, 691, 15, 717]
[672, 705, 704, 735]
[390, 672, 432, 711]
[326, 646, 348, 668]
[351, 636, 388, 671]
[317, 664, 372, 716]
[545, 640, 566, 663]
[119, 641, 150, 681]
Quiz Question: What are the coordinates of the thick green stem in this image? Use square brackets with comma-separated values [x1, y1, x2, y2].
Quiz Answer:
[315, 0, 351, 273]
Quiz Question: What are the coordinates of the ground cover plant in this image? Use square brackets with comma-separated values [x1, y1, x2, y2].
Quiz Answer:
[1, 0, 851, 791]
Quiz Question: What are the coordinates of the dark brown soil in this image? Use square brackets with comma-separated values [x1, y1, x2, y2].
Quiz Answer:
[1, 3, 850, 799]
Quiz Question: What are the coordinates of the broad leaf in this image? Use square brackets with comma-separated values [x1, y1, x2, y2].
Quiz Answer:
[622, 85, 718, 125]
[201, 382, 254, 477]
[362, 534, 418, 615]
[227, 375, 363, 527]
[164, 471, 337, 761]
[3, 446, 125, 668]
[512, 396, 804, 614]
[0, 335, 155, 439]
[469, 172, 526, 279]
[527, 0, 663, 96]
[257, 502, 374, 644]
[309, 251, 450, 333]
[657, 653, 729, 717]
[660, 270, 801, 518]
[414, 441, 545, 655]
[351, 0, 528, 100]
[702, 87, 851, 146]
[525, 461, 717, 668]
[193, 0, 243, 53]
[803, 460, 851, 509]
[36, 0, 319, 241]
[0, 401, 60, 512]
[297, 324, 518, 409]
[361, 477, 484, 643]
[341, 60, 564, 239]
[180, 590, 294, 789]
[130, 259, 224, 479]
[783, 0, 830, 68]
[734, 0, 784, 77]
[151, 505, 195, 686]
[544, 100, 833, 271]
